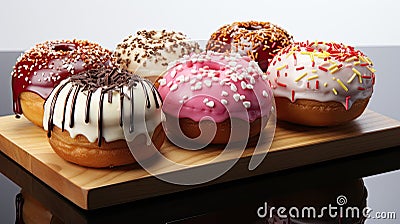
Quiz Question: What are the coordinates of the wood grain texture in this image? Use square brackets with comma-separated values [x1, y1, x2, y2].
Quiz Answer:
[0, 110, 400, 210]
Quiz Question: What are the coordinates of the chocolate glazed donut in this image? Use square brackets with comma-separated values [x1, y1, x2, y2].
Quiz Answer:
[11, 39, 113, 127]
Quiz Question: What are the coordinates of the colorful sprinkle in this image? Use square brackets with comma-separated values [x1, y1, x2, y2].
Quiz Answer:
[295, 72, 308, 82]
[347, 73, 357, 84]
[307, 75, 319, 80]
[318, 66, 328, 72]
[336, 79, 348, 92]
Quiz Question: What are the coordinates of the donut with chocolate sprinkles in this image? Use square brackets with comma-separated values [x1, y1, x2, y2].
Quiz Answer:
[206, 21, 293, 72]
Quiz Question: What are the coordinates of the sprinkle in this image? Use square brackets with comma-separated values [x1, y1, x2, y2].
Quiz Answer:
[324, 82, 328, 87]
[230, 83, 237, 92]
[352, 68, 361, 76]
[241, 81, 247, 89]
[276, 64, 287, 71]
[336, 79, 348, 92]
[358, 87, 365, 90]
[345, 96, 351, 110]
[170, 83, 178, 91]
[158, 78, 167, 86]
[286, 51, 294, 58]
[240, 95, 246, 100]
[347, 73, 357, 83]
[367, 67, 376, 73]
[205, 100, 215, 108]
[204, 79, 212, 87]
[262, 90, 269, 98]
[311, 69, 317, 73]
[291, 90, 295, 102]
[328, 64, 338, 71]
[296, 66, 305, 71]
[295, 72, 308, 82]
[277, 81, 287, 87]
[307, 82, 310, 89]
[353, 61, 360, 66]
[316, 80, 319, 89]
[243, 101, 251, 109]
[221, 91, 228, 97]
[221, 99, 228, 105]
[359, 56, 367, 63]
[332, 88, 338, 95]
[170, 70, 177, 78]
[330, 67, 340, 74]
[167, 81, 173, 88]
[307, 75, 319, 80]
[318, 66, 328, 72]
[233, 93, 240, 102]
[345, 56, 357, 62]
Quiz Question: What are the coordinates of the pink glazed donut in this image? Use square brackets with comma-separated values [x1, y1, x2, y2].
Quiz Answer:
[158, 51, 273, 144]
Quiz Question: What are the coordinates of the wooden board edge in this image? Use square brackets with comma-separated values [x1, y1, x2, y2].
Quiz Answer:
[0, 131, 90, 209]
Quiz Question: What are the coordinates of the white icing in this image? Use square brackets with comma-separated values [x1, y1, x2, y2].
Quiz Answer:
[266, 43, 375, 109]
[43, 79, 162, 144]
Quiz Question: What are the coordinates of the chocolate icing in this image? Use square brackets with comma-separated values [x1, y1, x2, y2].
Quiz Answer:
[46, 68, 162, 147]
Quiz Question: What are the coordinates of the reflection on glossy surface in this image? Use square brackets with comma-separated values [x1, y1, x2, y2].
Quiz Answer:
[16, 191, 63, 224]
[15, 178, 368, 224]
[171, 179, 367, 224]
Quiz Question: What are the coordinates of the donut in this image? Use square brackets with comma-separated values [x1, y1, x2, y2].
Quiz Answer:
[266, 41, 376, 126]
[43, 68, 165, 168]
[12, 39, 113, 127]
[206, 21, 293, 72]
[114, 30, 201, 83]
[157, 51, 274, 144]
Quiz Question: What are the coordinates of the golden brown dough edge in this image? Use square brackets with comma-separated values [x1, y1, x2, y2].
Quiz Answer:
[275, 97, 370, 126]
[48, 124, 165, 168]
[19, 92, 45, 128]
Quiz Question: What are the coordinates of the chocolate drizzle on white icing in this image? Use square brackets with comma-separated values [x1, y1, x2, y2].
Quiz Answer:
[46, 68, 162, 147]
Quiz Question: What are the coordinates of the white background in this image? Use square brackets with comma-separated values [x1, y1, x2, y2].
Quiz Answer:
[1, 0, 400, 51]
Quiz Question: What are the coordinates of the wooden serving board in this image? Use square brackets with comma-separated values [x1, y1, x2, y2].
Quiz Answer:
[1, 110, 400, 210]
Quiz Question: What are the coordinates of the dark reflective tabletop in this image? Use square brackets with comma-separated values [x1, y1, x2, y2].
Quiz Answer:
[1, 47, 399, 224]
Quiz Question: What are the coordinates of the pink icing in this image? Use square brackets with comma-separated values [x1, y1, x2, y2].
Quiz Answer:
[157, 51, 273, 123]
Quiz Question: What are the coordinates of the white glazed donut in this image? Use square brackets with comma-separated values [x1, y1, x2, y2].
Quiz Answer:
[266, 41, 376, 126]
[114, 30, 201, 82]
[43, 68, 165, 167]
